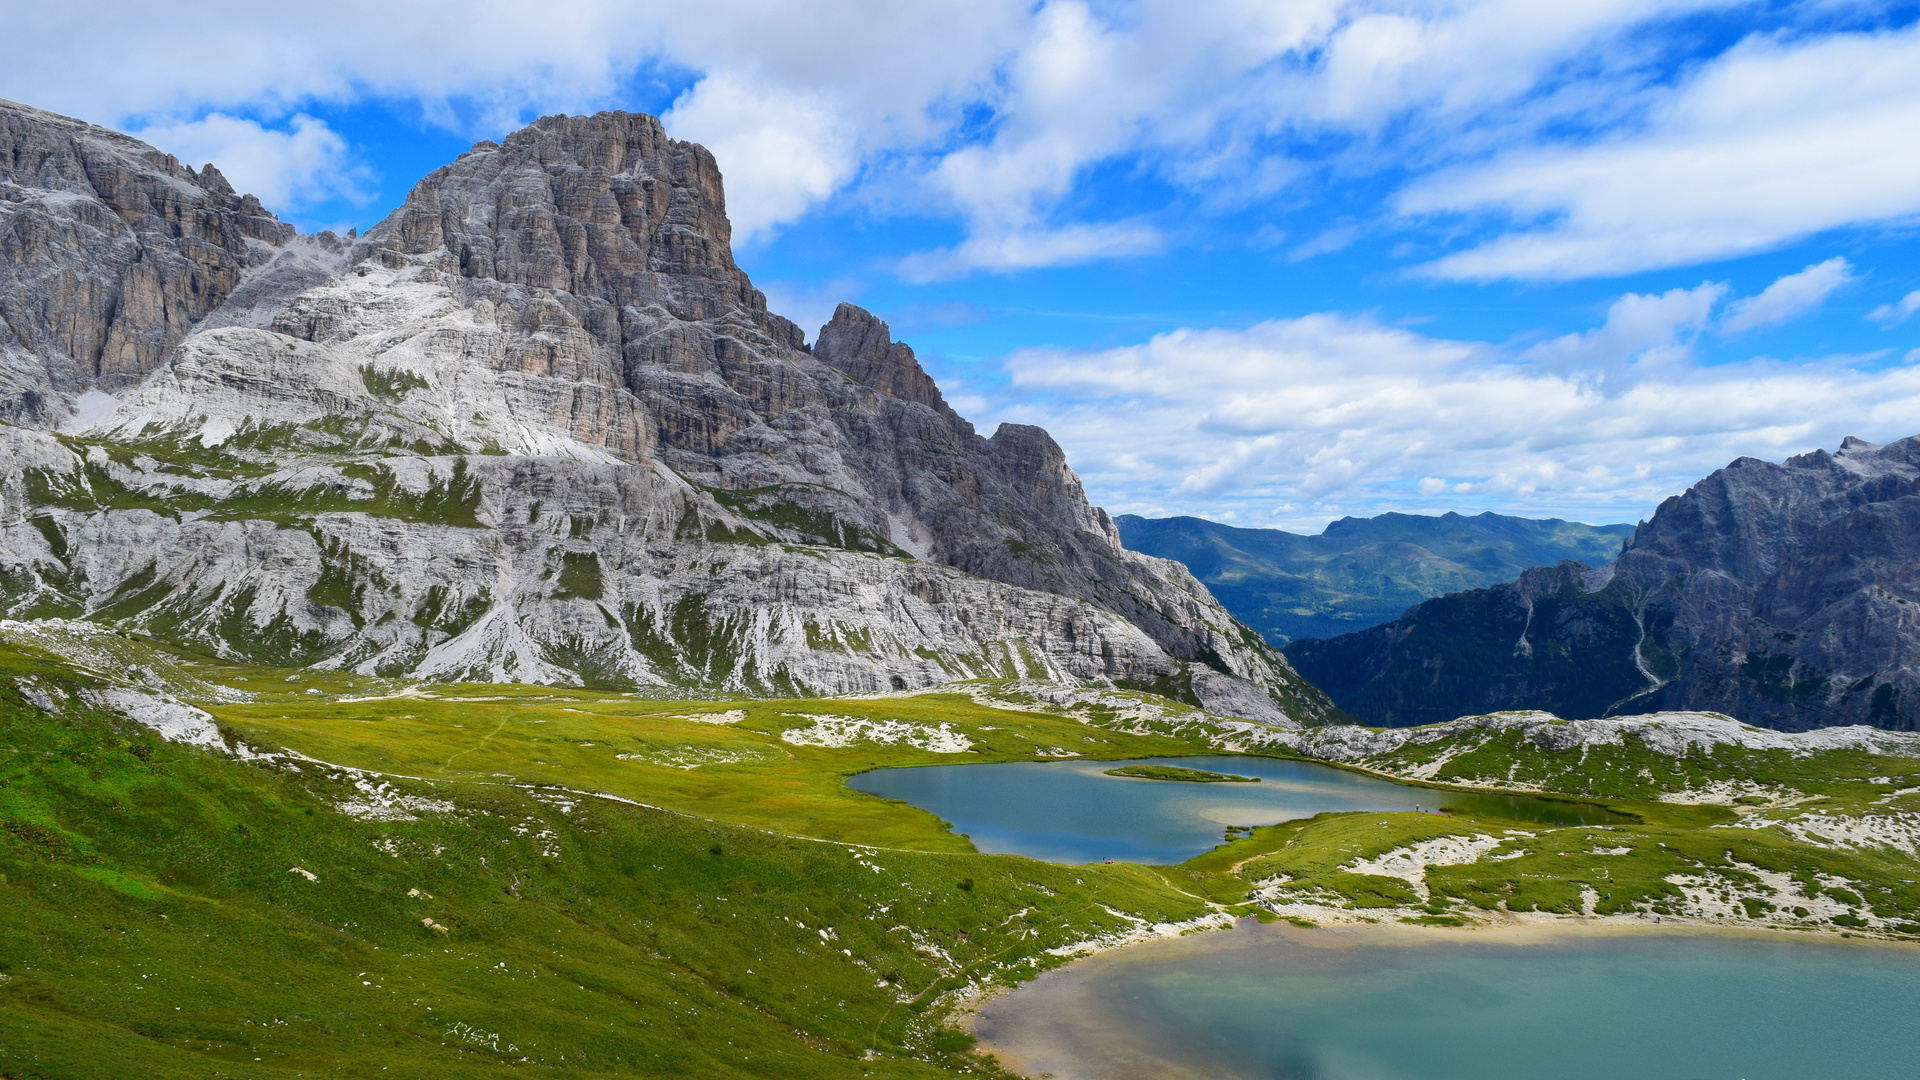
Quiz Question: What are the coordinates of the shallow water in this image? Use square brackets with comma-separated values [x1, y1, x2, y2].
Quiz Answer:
[974, 922, 1920, 1080]
[847, 755, 1627, 864]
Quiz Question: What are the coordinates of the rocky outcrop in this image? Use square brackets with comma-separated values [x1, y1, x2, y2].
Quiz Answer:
[814, 302, 950, 411]
[0, 102, 1334, 723]
[0, 99, 295, 422]
[1288, 437, 1920, 731]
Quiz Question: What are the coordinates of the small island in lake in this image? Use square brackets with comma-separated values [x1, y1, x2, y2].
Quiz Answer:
[1105, 764, 1260, 783]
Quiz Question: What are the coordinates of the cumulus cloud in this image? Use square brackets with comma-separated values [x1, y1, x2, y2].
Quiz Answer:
[661, 73, 853, 243]
[1870, 290, 1920, 327]
[1, 0, 1025, 241]
[1404, 27, 1920, 280]
[3, 0, 649, 126]
[992, 304, 1920, 530]
[1721, 258, 1857, 334]
[132, 113, 373, 210]
[3, 2, 1916, 276]
[1525, 282, 1728, 376]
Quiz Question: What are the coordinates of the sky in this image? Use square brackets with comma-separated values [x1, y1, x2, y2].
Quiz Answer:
[7, 0, 1920, 533]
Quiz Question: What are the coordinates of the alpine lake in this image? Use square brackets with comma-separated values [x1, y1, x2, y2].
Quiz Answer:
[851, 755, 1920, 1080]
[846, 754, 1634, 865]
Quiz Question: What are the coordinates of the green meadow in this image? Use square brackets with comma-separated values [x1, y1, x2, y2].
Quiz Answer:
[4, 630, 1919, 1078]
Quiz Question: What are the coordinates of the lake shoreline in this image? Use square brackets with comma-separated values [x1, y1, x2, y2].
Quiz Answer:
[966, 913, 1920, 1080]
[847, 752, 1602, 864]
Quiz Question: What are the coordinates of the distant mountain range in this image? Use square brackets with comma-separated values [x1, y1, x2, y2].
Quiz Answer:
[1117, 512, 1633, 645]
[1284, 437, 1920, 732]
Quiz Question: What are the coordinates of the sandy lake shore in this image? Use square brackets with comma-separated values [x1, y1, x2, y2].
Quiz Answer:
[966, 913, 1920, 1080]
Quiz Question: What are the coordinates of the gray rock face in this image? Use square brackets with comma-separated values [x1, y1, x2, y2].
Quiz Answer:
[0, 99, 295, 422]
[1288, 436, 1920, 730]
[0, 102, 1333, 724]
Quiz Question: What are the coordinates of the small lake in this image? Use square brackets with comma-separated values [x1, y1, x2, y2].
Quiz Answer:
[974, 922, 1920, 1080]
[846, 755, 1628, 864]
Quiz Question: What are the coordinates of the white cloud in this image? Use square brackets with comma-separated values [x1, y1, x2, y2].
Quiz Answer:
[4, 1, 650, 126]
[992, 303, 1920, 530]
[132, 113, 372, 210]
[1870, 289, 1920, 327]
[4, 2, 1917, 278]
[2, 0, 1028, 240]
[661, 73, 853, 244]
[1404, 26, 1920, 280]
[1721, 257, 1856, 334]
[896, 221, 1163, 282]
[1525, 282, 1727, 376]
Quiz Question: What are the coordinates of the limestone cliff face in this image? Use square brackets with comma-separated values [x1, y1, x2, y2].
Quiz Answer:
[0, 99, 294, 421]
[0, 102, 1333, 725]
[1288, 437, 1920, 731]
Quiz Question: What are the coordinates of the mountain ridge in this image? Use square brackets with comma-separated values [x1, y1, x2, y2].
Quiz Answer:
[1118, 510, 1633, 644]
[1287, 436, 1920, 731]
[0, 101, 1334, 725]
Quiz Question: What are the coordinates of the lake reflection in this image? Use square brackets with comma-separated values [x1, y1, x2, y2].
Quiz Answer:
[848, 755, 1491, 864]
[974, 922, 1920, 1080]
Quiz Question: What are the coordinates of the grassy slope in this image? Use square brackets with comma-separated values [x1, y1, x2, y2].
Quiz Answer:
[1189, 799, 1920, 929]
[1163, 721, 1920, 931]
[0, 648, 1214, 1079]
[6, 636, 1920, 1078]
[209, 690, 1210, 850]
[1361, 722, 1920, 809]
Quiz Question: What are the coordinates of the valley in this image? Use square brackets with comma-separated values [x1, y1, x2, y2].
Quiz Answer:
[5, 623, 1919, 1078]
[2, 89, 1919, 1080]
[1118, 511, 1632, 645]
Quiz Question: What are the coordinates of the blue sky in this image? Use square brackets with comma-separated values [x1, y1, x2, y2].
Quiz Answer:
[8, 0, 1920, 531]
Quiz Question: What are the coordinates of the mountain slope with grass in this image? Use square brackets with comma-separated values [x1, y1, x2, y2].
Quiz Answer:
[1117, 512, 1631, 645]
[0, 632, 1225, 1079]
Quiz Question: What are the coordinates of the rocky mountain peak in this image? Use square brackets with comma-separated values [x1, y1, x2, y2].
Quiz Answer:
[363, 109, 796, 341]
[0, 99, 294, 419]
[813, 303, 955, 417]
[0, 102, 1336, 727]
[1290, 434, 1920, 730]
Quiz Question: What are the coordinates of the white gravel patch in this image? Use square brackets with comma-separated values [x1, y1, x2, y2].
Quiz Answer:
[1343, 834, 1506, 900]
[336, 774, 458, 821]
[82, 687, 226, 752]
[1736, 811, 1920, 858]
[616, 745, 775, 769]
[1044, 908, 1236, 959]
[780, 714, 972, 753]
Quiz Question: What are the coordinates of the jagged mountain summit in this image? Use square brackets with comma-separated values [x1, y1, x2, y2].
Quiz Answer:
[1287, 436, 1920, 731]
[0, 100, 1332, 725]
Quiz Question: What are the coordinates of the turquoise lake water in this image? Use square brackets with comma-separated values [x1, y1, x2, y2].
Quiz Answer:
[846, 755, 1630, 864]
[973, 922, 1920, 1080]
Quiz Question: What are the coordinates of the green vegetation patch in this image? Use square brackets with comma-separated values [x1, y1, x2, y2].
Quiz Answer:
[706, 484, 899, 554]
[360, 364, 430, 401]
[553, 552, 606, 601]
[1105, 764, 1258, 783]
[210, 457, 486, 528]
